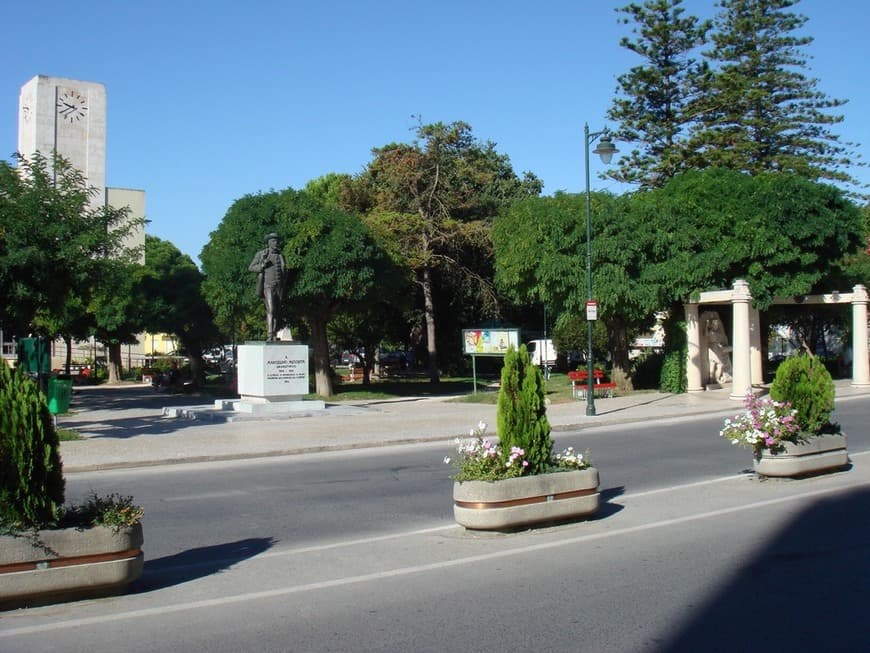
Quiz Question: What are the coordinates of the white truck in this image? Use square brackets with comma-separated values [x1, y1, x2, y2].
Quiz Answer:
[526, 339, 557, 367]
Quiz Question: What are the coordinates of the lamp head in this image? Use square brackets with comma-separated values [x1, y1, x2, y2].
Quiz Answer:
[593, 133, 618, 164]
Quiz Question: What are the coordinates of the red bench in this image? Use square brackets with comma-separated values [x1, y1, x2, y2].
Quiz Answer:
[568, 370, 617, 399]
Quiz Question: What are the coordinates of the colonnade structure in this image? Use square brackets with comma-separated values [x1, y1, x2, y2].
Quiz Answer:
[685, 280, 869, 399]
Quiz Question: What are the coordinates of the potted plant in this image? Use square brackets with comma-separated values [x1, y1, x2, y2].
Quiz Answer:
[446, 345, 599, 530]
[0, 363, 144, 608]
[720, 353, 848, 477]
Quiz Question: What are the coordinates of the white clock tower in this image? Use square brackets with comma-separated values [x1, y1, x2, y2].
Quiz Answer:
[16, 75, 145, 262]
[18, 75, 107, 201]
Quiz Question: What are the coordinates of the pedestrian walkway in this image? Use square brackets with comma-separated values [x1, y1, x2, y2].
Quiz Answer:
[57, 380, 869, 472]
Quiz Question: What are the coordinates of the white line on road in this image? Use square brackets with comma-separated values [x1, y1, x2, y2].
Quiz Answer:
[3, 475, 867, 639]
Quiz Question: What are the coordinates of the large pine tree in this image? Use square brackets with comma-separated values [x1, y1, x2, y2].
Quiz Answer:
[687, 0, 859, 189]
[607, 0, 711, 188]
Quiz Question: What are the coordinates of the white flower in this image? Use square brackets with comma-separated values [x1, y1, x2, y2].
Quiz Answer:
[443, 456, 451, 465]
[478, 420, 487, 432]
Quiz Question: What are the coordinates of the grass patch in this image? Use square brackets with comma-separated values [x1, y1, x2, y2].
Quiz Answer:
[57, 428, 83, 441]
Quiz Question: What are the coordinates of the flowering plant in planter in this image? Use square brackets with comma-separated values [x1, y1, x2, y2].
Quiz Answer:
[551, 446, 593, 470]
[720, 392, 801, 455]
[445, 345, 595, 482]
[445, 422, 530, 481]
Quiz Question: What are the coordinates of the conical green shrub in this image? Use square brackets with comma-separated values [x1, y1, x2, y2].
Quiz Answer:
[769, 354, 835, 435]
[0, 364, 65, 528]
[496, 345, 552, 474]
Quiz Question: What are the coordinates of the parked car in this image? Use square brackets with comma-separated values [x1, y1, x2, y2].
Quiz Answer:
[340, 351, 361, 365]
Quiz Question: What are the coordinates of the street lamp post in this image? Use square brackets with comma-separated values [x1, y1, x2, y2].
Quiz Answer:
[583, 123, 618, 416]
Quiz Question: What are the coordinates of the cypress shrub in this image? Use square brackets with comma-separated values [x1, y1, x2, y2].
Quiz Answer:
[0, 364, 65, 528]
[496, 345, 552, 474]
[769, 354, 835, 435]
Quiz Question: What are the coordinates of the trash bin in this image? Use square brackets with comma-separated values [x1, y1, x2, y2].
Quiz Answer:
[47, 377, 73, 415]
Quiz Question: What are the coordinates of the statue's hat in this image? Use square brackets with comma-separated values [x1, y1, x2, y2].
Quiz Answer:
[265, 232, 279, 242]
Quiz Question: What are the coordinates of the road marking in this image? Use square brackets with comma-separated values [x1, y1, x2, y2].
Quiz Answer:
[3, 476, 867, 639]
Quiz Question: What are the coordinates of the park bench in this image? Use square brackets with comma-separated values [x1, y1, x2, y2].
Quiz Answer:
[340, 364, 363, 383]
[568, 369, 617, 399]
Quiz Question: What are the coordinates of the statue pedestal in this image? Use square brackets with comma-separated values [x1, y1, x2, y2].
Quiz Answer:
[222, 342, 324, 415]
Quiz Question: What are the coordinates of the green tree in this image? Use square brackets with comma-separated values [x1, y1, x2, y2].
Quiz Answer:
[303, 173, 352, 209]
[89, 258, 146, 382]
[608, 0, 711, 187]
[633, 168, 863, 390]
[688, 0, 861, 191]
[0, 153, 141, 340]
[139, 236, 218, 385]
[202, 189, 401, 397]
[493, 193, 659, 389]
[342, 121, 542, 382]
[201, 192, 284, 345]
[638, 169, 864, 309]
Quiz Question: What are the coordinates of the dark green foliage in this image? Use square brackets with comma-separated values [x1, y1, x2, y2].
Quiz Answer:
[637, 169, 864, 310]
[57, 493, 144, 532]
[608, 0, 711, 187]
[769, 353, 835, 434]
[496, 345, 552, 474]
[659, 350, 687, 394]
[659, 308, 687, 393]
[0, 364, 65, 528]
[689, 0, 860, 191]
[611, 0, 863, 196]
[632, 351, 665, 389]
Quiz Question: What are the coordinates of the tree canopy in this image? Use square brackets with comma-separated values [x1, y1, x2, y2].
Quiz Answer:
[0, 153, 140, 339]
[201, 188, 402, 396]
[341, 120, 542, 381]
[609, 0, 864, 196]
[635, 168, 865, 308]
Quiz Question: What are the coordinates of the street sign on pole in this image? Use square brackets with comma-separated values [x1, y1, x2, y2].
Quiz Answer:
[586, 300, 598, 321]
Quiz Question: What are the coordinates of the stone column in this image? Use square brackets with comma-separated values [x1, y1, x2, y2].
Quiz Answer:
[749, 305, 763, 386]
[852, 284, 869, 387]
[685, 303, 704, 392]
[729, 280, 752, 400]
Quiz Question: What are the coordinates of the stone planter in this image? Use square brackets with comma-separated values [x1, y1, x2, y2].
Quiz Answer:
[0, 523, 144, 607]
[753, 433, 849, 478]
[454, 468, 599, 531]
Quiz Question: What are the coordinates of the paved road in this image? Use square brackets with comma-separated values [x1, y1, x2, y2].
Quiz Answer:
[0, 383, 866, 651]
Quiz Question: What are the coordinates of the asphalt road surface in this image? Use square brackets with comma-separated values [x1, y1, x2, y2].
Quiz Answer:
[2, 398, 868, 652]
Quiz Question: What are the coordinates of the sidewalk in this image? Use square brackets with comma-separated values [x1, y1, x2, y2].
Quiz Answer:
[57, 380, 869, 472]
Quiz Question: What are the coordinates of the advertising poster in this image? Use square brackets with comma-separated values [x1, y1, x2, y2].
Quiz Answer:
[462, 329, 520, 356]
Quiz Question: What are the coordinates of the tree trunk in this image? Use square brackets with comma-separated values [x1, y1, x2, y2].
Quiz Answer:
[107, 342, 123, 383]
[63, 335, 72, 373]
[309, 315, 334, 397]
[607, 316, 634, 392]
[422, 267, 439, 384]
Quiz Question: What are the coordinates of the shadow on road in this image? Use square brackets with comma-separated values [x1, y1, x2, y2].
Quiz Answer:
[658, 486, 870, 652]
[131, 537, 275, 593]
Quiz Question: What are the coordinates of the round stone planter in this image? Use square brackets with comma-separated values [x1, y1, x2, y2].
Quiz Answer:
[753, 433, 849, 478]
[0, 522, 144, 608]
[453, 467, 600, 531]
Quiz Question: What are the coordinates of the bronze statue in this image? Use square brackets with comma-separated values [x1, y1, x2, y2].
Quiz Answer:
[249, 233, 286, 341]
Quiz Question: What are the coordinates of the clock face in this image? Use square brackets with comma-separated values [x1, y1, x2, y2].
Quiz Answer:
[56, 88, 88, 123]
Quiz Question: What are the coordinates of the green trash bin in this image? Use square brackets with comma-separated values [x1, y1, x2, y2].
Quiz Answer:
[47, 377, 73, 415]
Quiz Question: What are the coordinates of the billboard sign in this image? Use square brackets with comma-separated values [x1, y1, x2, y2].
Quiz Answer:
[462, 328, 520, 356]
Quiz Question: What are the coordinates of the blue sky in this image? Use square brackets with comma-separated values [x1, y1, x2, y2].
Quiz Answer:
[3, 0, 868, 264]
